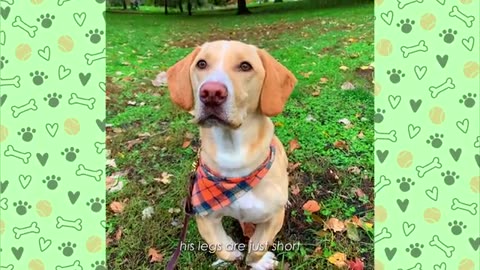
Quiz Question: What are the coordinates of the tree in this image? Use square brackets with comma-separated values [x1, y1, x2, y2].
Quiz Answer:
[187, 0, 192, 15]
[274, 0, 282, 2]
[164, 0, 168, 14]
[237, 0, 250, 15]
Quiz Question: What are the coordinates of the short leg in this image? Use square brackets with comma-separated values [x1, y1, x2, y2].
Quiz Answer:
[246, 208, 285, 270]
[195, 215, 243, 263]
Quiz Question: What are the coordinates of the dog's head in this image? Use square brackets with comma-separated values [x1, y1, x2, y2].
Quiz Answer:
[166, 40, 297, 128]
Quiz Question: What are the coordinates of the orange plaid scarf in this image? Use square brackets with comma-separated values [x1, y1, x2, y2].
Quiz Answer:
[191, 143, 276, 215]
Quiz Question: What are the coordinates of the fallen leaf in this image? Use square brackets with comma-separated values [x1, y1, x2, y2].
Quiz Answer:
[319, 77, 329, 84]
[333, 140, 350, 151]
[351, 216, 363, 227]
[288, 162, 301, 172]
[328, 252, 347, 268]
[151, 71, 168, 87]
[115, 227, 123, 241]
[357, 131, 365, 139]
[137, 132, 152, 138]
[338, 118, 351, 126]
[290, 184, 300, 196]
[353, 187, 366, 197]
[126, 138, 143, 150]
[127, 100, 136, 106]
[154, 172, 173, 185]
[182, 139, 191, 148]
[339, 65, 349, 71]
[288, 139, 301, 153]
[110, 201, 124, 213]
[325, 217, 346, 232]
[348, 37, 358, 43]
[346, 222, 360, 241]
[168, 208, 181, 214]
[341, 81, 355, 90]
[347, 258, 364, 270]
[347, 166, 362, 175]
[147, 248, 164, 263]
[106, 176, 116, 189]
[311, 90, 320, 96]
[300, 71, 313, 78]
[312, 246, 322, 256]
[142, 206, 154, 220]
[302, 200, 321, 213]
[106, 159, 117, 168]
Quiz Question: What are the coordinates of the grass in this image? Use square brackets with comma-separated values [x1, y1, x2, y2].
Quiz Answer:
[106, 1, 374, 269]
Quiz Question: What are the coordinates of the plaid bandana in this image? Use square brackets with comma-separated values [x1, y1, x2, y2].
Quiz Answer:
[191, 143, 276, 216]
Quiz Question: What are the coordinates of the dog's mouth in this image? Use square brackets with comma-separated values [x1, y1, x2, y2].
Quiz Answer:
[195, 109, 241, 129]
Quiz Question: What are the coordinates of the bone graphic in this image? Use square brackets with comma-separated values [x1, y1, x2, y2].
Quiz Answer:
[397, 0, 423, 9]
[449, 6, 475, 27]
[451, 198, 478, 215]
[0, 198, 7, 210]
[400, 40, 428, 58]
[0, 76, 21, 88]
[13, 221, 40, 239]
[84, 48, 106, 65]
[374, 175, 391, 194]
[11, 98, 37, 118]
[0, 31, 5, 45]
[416, 157, 441, 178]
[0, 265, 14, 270]
[68, 93, 96, 110]
[4, 145, 31, 164]
[1, 0, 14, 5]
[12, 16, 38, 38]
[94, 142, 105, 154]
[55, 260, 82, 270]
[374, 227, 392, 243]
[429, 78, 455, 98]
[56, 216, 82, 231]
[57, 0, 72, 7]
[75, 164, 103, 182]
[429, 235, 454, 258]
[375, 130, 397, 142]
[400, 263, 422, 270]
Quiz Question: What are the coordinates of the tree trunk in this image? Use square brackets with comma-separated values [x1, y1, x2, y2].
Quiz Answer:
[237, 0, 250, 15]
[179, 0, 184, 12]
[187, 0, 192, 15]
[164, 0, 168, 14]
[123, 0, 127, 9]
[274, 0, 282, 2]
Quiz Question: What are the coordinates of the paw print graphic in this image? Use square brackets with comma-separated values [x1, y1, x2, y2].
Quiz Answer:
[439, 29, 457, 44]
[405, 243, 424, 258]
[441, 170, 459, 186]
[0, 56, 8, 70]
[86, 29, 104, 44]
[396, 177, 415, 192]
[91, 260, 107, 270]
[374, 109, 386, 124]
[61, 147, 79, 162]
[30, 71, 48, 86]
[426, 133, 443, 148]
[397, 19, 415, 34]
[37, 13, 55, 28]
[448, 220, 467, 235]
[42, 175, 61, 190]
[58, 242, 76, 257]
[13, 200, 31, 216]
[17, 127, 36, 142]
[86, 197, 105, 213]
[459, 93, 477, 108]
[387, 69, 405, 84]
[44, 93, 62, 108]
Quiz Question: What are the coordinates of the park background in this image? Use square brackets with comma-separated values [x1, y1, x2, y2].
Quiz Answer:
[105, 0, 374, 269]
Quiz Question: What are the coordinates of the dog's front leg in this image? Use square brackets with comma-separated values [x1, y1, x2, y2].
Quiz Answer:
[195, 215, 244, 265]
[246, 207, 285, 270]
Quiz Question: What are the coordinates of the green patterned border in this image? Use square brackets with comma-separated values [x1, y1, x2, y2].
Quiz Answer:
[0, 0, 106, 269]
[374, 0, 479, 269]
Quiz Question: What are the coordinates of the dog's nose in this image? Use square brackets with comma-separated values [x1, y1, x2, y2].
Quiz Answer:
[199, 82, 228, 107]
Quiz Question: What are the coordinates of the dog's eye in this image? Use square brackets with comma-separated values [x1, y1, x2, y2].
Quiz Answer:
[196, 60, 207, 69]
[239, 61, 252, 72]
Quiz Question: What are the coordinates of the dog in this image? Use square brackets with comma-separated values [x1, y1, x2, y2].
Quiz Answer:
[166, 40, 297, 269]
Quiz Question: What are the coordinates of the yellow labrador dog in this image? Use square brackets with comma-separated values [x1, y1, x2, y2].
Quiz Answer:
[167, 40, 297, 269]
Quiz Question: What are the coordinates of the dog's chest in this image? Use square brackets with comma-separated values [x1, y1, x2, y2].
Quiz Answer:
[221, 191, 271, 223]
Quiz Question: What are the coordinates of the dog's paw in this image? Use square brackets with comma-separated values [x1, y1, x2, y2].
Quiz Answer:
[248, 251, 278, 270]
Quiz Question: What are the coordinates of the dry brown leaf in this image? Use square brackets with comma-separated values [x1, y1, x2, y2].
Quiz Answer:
[115, 227, 123, 241]
[302, 200, 321, 213]
[347, 258, 365, 270]
[339, 65, 349, 71]
[288, 162, 301, 172]
[347, 166, 362, 175]
[110, 201, 124, 213]
[320, 77, 329, 84]
[357, 131, 365, 139]
[311, 90, 320, 96]
[333, 140, 350, 151]
[328, 252, 347, 268]
[325, 217, 346, 232]
[353, 187, 366, 197]
[341, 81, 355, 90]
[154, 172, 173, 185]
[300, 71, 313, 78]
[106, 176, 116, 190]
[182, 140, 191, 148]
[289, 139, 301, 153]
[148, 248, 164, 263]
[126, 138, 143, 150]
[290, 184, 300, 196]
[106, 159, 117, 168]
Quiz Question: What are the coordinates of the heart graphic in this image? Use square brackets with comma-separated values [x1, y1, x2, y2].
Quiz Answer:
[408, 124, 421, 139]
[469, 237, 480, 251]
[96, 119, 106, 132]
[0, 198, 7, 210]
[462, 36, 474, 51]
[397, 199, 409, 212]
[58, 65, 72, 80]
[434, 262, 446, 270]
[409, 99, 422, 112]
[425, 187, 438, 201]
[38, 46, 51, 61]
[402, 222, 415, 236]
[0, 94, 7, 107]
[99, 82, 106, 92]
[0, 6, 10, 20]
[475, 154, 480, 168]
[376, 150, 389, 163]
[436, 55, 448, 68]
[414, 66, 427, 80]
[73, 12, 86, 26]
[68, 191, 80, 204]
[36, 153, 49, 166]
[19, 175, 32, 189]
[79, 72, 91, 86]
[388, 95, 401, 109]
[456, 118, 469, 134]
[12, 247, 23, 260]
[39, 237, 52, 252]
[46, 123, 59, 137]
[449, 148, 462, 161]
[436, 0, 445, 5]
[381, 11, 393, 25]
[474, 136, 480, 148]
[384, 247, 397, 261]
[0, 180, 9, 194]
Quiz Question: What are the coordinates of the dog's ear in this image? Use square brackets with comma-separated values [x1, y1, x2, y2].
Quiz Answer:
[166, 47, 201, 111]
[257, 49, 297, 117]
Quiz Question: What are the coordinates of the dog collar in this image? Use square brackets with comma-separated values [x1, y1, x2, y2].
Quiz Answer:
[191, 142, 276, 216]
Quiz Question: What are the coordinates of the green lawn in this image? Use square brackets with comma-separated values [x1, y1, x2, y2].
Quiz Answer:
[106, 2, 374, 269]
